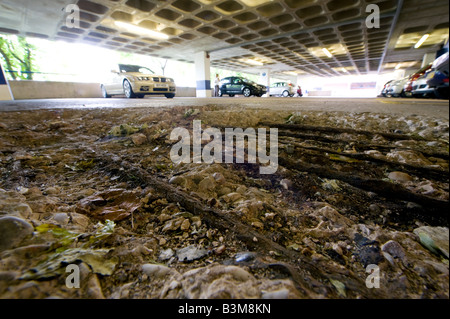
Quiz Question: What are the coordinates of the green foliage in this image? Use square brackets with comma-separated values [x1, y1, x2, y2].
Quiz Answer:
[36, 220, 116, 250]
[88, 220, 116, 247]
[0, 35, 37, 80]
[109, 123, 141, 137]
[20, 248, 118, 279]
[23, 220, 118, 279]
[65, 159, 96, 172]
[35, 223, 80, 251]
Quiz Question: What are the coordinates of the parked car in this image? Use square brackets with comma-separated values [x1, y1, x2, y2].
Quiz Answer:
[386, 77, 409, 97]
[426, 52, 449, 99]
[101, 64, 176, 99]
[411, 73, 434, 97]
[218, 77, 267, 97]
[269, 82, 295, 97]
[403, 64, 432, 97]
[380, 80, 394, 97]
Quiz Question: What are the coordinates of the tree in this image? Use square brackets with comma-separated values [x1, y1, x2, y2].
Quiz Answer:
[160, 59, 168, 75]
[0, 35, 37, 80]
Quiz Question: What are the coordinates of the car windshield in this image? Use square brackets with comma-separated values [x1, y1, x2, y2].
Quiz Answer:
[119, 64, 154, 74]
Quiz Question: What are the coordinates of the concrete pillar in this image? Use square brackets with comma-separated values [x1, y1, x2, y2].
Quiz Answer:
[394, 69, 406, 79]
[421, 52, 436, 68]
[194, 51, 212, 98]
[259, 69, 270, 96]
[0, 63, 14, 101]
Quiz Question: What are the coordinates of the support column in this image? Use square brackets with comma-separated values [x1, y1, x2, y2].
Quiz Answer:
[0, 63, 14, 101]
[195, 51, 212, 98]
[259, 69, 270, 97]
[394, 69, 406, 79]
[421, 52, 436, 68]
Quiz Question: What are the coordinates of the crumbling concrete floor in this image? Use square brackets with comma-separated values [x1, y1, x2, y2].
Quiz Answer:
[0, 105, 448, 299]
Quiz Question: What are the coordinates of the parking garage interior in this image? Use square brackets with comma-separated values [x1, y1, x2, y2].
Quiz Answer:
[0, 0, 449, 303]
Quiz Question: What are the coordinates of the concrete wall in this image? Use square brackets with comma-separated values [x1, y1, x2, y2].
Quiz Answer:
[307, 90, 332, 97]
[9, 80, 197, 99]
[9, 81, 103, 99]
[175, 86, 196, 97]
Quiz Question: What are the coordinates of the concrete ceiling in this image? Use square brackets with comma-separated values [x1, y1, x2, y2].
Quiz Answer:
[0, 0, 448, 79]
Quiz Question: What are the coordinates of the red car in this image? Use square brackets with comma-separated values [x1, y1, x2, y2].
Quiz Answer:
[404, 64, 432, 97]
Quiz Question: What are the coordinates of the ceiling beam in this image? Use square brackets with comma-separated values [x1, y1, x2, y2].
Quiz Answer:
[209, 11, 398, 54]
[377, 0, 404, 73]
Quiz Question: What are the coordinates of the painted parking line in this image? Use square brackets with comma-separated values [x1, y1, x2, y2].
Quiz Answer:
[376, 98, 447, 105]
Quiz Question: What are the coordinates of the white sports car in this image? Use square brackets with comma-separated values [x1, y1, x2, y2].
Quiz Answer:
[101, 64, 176, 99]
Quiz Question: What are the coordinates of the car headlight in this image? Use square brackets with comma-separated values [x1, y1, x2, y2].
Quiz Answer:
[166, 78, 174, 83]
[136, 76, 150, 81]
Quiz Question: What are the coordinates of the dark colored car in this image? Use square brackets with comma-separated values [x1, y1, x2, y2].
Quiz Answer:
[218, 77, 267, 97]
[426, 52, 449, 99]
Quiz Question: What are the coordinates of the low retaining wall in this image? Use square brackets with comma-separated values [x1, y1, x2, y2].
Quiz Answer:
[307, 90, 332, 97]
[9, 80, 197, 99]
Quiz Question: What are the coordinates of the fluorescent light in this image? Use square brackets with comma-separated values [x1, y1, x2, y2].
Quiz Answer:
[341, 68, 348, 73]
[114, 21, 169, 40]
[243, 59, 264, 66]
[395, 64, 401, 70]
[414, 34, 430, 49]
[322, 48, 333, 58]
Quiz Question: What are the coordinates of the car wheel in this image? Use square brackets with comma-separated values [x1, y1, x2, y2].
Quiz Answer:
[101, 85, 111, 98]
[282, 90, 290, 97]
[434, 88, 449, 99]
[229, 94, 235, 97]
[243, 88, 251, 97]
[123, 80, 136, 98]
[218, 89, 223, 97]
[165, 94, 175, 99]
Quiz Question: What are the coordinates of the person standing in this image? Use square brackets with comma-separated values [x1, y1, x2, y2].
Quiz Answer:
[214, 74, 221, 97]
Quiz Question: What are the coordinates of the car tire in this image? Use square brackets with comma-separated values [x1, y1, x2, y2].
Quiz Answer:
[123, 80, 136, 98]
[243, 88, 251, 97]
[282, 90, 290, 97]
[218, 89, 223, 97]
[434, 87, 449, 99]
[137, 94, 145, 98]
[101, 85, 111, 98]
[229, 94, 235, 97]
[165, 94, 175, 99]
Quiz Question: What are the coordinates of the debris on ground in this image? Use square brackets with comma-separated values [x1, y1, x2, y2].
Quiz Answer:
[0, 105, 448, 299]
